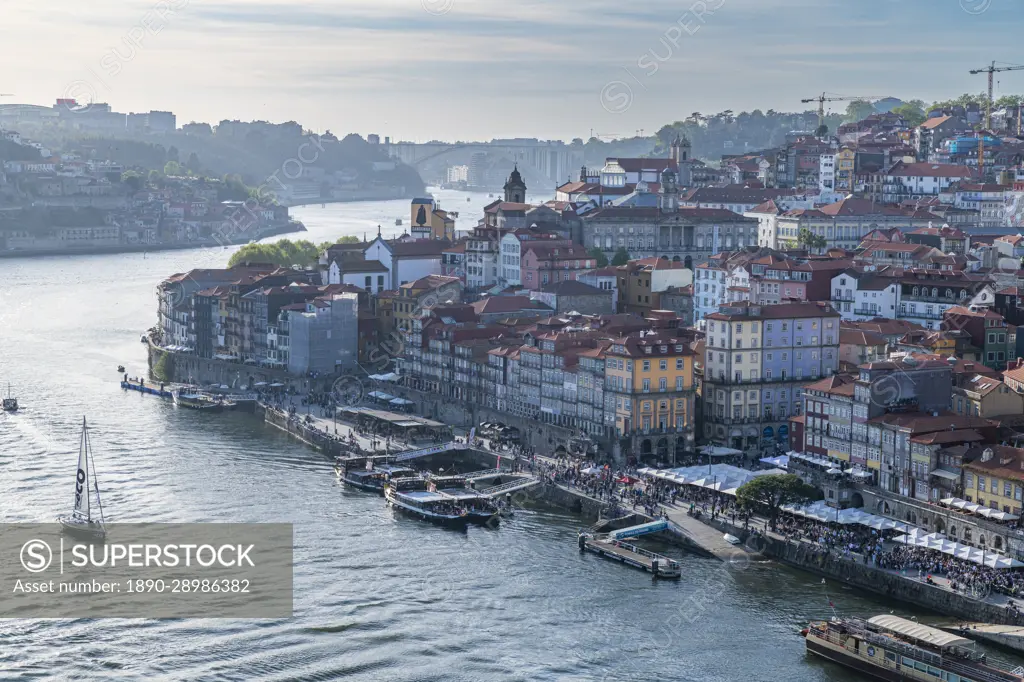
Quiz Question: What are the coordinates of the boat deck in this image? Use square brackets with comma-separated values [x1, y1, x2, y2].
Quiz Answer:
[581, 535, 680, 579]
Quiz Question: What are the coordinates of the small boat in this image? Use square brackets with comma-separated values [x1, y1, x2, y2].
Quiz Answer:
[2, 383, 18, 412]
[723, 533, 741, 545]
[466, 197, 471, 202]
[57, 417, 107, 540]
[117, 365, 125, 373]
[172, 388, 223, 412]
[384, 477, 469, 526]
[805, 614, 1024, 681]
[395, 218, 403, 226]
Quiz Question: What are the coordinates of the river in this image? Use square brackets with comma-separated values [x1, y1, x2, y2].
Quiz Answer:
[0, 188, 1002, 680]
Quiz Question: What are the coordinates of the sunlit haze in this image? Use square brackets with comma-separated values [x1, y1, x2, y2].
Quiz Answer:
[3, 0, 1020, 140]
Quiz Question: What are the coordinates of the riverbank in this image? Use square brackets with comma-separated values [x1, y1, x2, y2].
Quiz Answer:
[0, 221, 305, 260]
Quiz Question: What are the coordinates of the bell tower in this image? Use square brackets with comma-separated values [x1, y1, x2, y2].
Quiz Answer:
[659, 168, 678, 213]
[503, 164, 527, 203]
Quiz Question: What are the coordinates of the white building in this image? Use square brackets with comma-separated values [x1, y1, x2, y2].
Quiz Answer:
[819, 154, 835, 193]
[830, 269, 899, 321]
[882, 162, 974, 204]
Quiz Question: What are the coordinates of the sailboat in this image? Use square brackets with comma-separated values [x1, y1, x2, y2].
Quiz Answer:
[57, 417, 107, 539]
[2, 383, 18, 412]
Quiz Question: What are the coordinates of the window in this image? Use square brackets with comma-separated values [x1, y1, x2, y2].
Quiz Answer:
[643, 360, 650, 371]
[659, 360, 667, 371]
[659, 378, 667, 391]
[676, 359, 684, 370]
[365, 276, 372, 287]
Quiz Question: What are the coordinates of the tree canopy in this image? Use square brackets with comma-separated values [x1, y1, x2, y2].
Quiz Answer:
[588, 247, 609, 268]
[227, 236, 362, 268]
[844, 100, 876, 122]
[892, 100, 926, 128]
[610, 247, 630, 266]
[798, 228, 828, 253]
[736, 474, 819, 529]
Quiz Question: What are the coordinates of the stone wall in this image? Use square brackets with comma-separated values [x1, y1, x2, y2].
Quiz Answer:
[147, 342, 331, 392]
[763, 535, 1023, 625]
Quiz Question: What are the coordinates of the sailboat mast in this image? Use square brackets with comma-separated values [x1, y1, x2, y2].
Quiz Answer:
[85, 419, 106, 525]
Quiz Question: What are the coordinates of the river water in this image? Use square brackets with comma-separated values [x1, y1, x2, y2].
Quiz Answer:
[0, 189, 999, 680]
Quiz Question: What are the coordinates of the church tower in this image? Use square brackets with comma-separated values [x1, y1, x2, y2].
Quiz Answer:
[672, 134, 693, 187]
[659, 167, 678, 213]
[503, 164, 527, 203]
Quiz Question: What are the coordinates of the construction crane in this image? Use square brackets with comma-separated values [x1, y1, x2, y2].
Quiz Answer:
[968, 61, 1024, 128]
[800, 93, 888, 130]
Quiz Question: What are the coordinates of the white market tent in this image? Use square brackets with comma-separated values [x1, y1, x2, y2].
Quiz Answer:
[700, 446, 743, 458]
[893, 533, 1024, 568]
[940, 497, 1020, 522]
[638, 464, 784, 497]
[369, 373, 401, 382]
[759, 455, 790, 469]
[780, 500, 913, 531]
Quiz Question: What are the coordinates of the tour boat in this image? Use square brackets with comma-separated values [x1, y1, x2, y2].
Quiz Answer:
[805, 614, 1024, 681]
[335, 458, 415, 494]
[2, 383, 18, 412]
[428, 476, 499, 524]
[57, 417, 107, 540]
[172, 389, 223, 412]
[384, 477, 469, 526]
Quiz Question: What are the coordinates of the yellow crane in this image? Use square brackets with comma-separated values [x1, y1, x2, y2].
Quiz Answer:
[800, 93, 889, 130]
[968, 61, 1024, 129]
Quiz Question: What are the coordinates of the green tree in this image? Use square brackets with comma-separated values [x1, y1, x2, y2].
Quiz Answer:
[185, 152, 202, 174]
[610, 247, 630, 266]
[121, 170, 143, 192]
[892, 100, 926, 128]
[163, 160, 181, 176]
[228, 238, 325, 268]
[736, 474, 819, 530]
[798, 228, 827, 253]
[844, 100, 876, 122]
[588, 247, 609, 267]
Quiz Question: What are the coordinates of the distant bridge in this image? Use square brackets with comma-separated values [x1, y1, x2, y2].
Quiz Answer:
[384, 141, 583, 187]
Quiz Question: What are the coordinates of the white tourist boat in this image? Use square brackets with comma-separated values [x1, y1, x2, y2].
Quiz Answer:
[384, 477, 469, 526]
[57, 417, 107, 540]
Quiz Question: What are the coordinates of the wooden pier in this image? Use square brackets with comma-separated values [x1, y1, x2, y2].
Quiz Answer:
[578, 533, 681, 579]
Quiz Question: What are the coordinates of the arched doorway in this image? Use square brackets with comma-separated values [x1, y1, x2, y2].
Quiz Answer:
[979, 535, 987, 548]
[675, 438, 687, 460]
[684, 256, 693, 270]
[995, 536, 1003, 551]
[850, 492, 864, 509]
[949, 525, 957, 539]
[883, 502, 891, 515]
[656, 438, 669, 459]
[963, 527, 973, 544]
[641, 439, 653, 456]
[934, 518, 945, 534]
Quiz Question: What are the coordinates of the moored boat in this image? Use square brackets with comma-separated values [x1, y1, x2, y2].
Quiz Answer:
[57, 417, 107, 540]
[335, 458, 415, 494]
[172, 389, 224, 412]
[429, 475, 499, 525]
[805, 614, 1024, 681]
[384, 476, 469, 526]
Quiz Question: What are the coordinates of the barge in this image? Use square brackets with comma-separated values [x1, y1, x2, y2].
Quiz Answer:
[805, 614, 1024, 681]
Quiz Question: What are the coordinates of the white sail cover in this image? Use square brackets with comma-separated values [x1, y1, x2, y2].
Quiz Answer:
[73, 426, 90, 519]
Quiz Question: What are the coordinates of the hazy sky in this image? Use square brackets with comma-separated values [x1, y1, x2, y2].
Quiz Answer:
[2, 0, 1021, 141]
